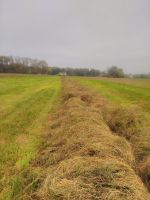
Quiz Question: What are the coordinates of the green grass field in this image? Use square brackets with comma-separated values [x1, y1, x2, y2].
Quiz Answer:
[77, 77, 150, 112]
[0, 75, 150, 199]
[0, 75, 61, 199]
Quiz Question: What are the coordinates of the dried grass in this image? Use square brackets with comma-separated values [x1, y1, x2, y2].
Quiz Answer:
[138, 157, 150, 191]
[39, 157, 148, 200]
[101, 105, 144, 140]
[33, 79, 150, 200]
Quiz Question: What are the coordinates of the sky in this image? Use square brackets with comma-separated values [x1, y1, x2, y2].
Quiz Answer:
[0, 0, 150, 74]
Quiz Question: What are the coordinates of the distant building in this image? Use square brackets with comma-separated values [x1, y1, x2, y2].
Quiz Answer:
[58, 72, 67, 76]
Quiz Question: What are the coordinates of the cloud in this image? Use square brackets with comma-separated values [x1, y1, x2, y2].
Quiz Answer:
[0, 0, 150, 73]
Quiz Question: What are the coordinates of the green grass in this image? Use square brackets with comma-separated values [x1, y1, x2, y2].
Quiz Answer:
[1, 75, 150, 199]
[0, 75, 61, 199]
[76, 77, 150, 112]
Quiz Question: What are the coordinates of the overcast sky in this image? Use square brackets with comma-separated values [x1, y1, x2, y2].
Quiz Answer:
[0, 0, 150, 73]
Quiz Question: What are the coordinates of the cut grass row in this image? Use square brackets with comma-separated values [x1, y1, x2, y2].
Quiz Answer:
[0, 75, 61, 200]
[25, 78, 150, 200]
[75, 77, 150, 191]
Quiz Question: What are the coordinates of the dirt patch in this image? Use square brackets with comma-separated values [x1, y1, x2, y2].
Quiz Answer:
[16, 134, 30, 145]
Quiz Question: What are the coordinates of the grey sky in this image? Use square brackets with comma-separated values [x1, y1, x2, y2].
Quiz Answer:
[0, 0, 150, 73]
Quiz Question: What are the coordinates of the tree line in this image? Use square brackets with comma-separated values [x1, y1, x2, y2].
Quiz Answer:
[0, 55, 149, 78]
[0, 56, 49, 74]
[0, 56, 102, 76]
[133, 73, 150, 79]
[50, 67, 102, 76]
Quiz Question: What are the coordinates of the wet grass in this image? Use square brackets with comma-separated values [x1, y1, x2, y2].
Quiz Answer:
[0, 75, 61, 199]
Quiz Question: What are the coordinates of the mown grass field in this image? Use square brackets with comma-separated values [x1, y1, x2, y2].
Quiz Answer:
[26, 77, 150, 200]
[0, 75, 150, 200]
[77, 77, 150, 112]
[0, 75, 61, 199]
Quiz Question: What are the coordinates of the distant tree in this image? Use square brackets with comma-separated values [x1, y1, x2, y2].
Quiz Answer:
[52, 67, 101, 76]
[89, 69, 101, 76]
[50, 67, 62, 75]
[107, 66, 125, 78]
[0, 55, 49, 74]
[0, 55, 103, 77]
[133, 73, 150, 79]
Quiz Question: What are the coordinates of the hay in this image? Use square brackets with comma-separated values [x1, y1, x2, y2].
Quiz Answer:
[40, 157, 149, 200]
[35, 79, 150, 200]
[138, 156, 150, 191]
[100, 105, 145, 140]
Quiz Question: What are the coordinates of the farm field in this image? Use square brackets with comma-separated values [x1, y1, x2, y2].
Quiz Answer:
[0, 75, 150, 200]
[0, 75, 61, 199]
[76, 77, 150, 112]
[29, 77, 150, 200]
[76, 77, 150, 168]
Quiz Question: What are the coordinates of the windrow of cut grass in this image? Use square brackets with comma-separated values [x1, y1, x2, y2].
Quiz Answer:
[0, 75, 61, 200]
[23, 78, 150, 200]
[75, 77, 150, 192]
[99, 104, 150, 190]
